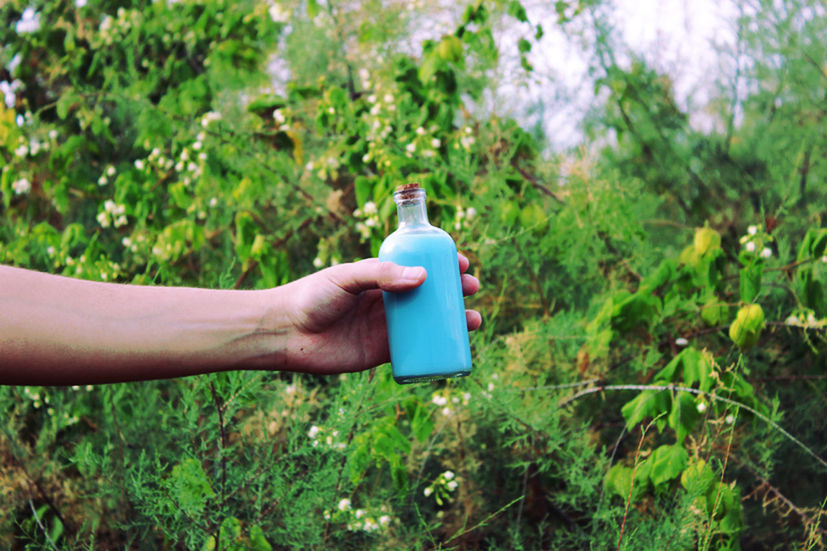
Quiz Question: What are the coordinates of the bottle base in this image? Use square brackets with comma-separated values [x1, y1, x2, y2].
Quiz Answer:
[393, 370, 471, 385]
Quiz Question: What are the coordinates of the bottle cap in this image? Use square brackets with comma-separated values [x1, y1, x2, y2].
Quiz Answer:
[395, 182, 421, 192]
[393, 182, 425, 205]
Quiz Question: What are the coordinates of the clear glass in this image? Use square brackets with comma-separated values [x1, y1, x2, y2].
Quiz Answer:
[378, 184, 472, 384]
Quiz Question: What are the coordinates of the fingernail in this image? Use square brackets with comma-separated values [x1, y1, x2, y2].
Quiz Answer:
[401, 266, 426, 283]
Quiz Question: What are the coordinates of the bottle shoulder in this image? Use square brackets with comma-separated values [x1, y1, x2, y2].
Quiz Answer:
[379, 224, 457, 257]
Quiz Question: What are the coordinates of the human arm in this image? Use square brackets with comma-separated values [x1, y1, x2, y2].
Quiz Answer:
[0, 256, 481, 385]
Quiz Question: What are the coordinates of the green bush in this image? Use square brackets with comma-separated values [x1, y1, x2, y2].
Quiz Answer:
[2, 0, 825, 549]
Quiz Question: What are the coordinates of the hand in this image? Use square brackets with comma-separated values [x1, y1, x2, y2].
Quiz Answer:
[280, 254, 481, 374]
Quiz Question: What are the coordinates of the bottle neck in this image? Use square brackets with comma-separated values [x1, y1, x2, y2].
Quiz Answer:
[396, 200, 429, 227]
[393, 187, 429, 228]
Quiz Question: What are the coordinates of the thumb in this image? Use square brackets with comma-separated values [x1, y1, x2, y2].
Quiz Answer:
[330, 259, 426, 294]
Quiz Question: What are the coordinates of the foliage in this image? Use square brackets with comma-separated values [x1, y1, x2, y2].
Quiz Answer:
[1, 0, 826, 549]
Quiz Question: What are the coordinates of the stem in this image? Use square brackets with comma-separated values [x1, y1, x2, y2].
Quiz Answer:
[209, 381, 228, 550]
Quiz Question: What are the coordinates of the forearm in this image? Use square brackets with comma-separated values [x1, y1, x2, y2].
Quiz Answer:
[0, 266, 289, 385]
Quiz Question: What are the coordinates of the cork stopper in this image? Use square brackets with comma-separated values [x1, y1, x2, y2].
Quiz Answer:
[393, 182, 425, 205]
[395, 182, 422, 193]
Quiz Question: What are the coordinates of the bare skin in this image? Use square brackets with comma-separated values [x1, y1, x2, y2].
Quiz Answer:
[0, 255, 481, 385]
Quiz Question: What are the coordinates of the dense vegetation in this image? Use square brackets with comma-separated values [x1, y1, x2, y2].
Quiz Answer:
[1, 0, 825, 549]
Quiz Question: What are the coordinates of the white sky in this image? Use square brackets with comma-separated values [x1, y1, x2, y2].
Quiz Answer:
[499, 0, 740, 150]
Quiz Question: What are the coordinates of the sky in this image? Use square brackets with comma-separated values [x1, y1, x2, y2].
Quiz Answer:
[501, 0, 741, 150]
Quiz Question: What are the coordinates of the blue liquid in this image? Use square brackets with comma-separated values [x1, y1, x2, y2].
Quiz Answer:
[379, 227, 472, 384]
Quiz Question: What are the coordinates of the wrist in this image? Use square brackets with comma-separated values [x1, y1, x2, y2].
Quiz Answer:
[226, 287, 292, 371]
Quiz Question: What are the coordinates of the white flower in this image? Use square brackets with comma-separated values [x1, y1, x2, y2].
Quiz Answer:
[383, 93, 394, 103]
[106, 165, 116, 177]
[405, 143, 416, 153]
[97, 211, 110, 228]
[367, 94, 377, 103]
[355, 509, 365, 519]
[696, 402, 707, 413]
[487, 382, 494, 392]
[313, 257, 324, 269]
[308, 425, 320, 439]
[415, 126, 426, 136]
[760, 247, 772, 259]
[98, 176, 108, 186]
[675, 337, 689, 347]
[466, 207, 477, 220]
[785, 315, 799, 325]
[378, 515, 391, 526]
[13, 178, 31, 195]
[443, 470, 454, 480]
[114, 215, 128, 228]
[268, 2, 289, 23]
[431, 138, 441, 148]
[821, 255, 827, 263]
[48, 129, 58, 140]
[446, 480, 458, 491]
[76, 0, 87, 7]
[8, 54, 22, 75]
[745, 241, 756, 252]
[337, 498, 351, 512]
[15, 144, 28, 157]
[134, 159, 144, 170]
[46, 246, 55, 256]
[362, 153, 371, 163]
[0, 80, 21, 109]
[725, 414, 735, 424]
[431, 395, 447, 406]
[423, 487, 432, 497]
[747, 225, 758, 235]
[192, 141, 202, 151]
[363, 201, 377, 215]
[442, 407, 452, 416]
[16, 7, 41, 34]
[104, 199, 116, 212]
[364, 217, 377, 228]
[122, 237, 132, 247]
[370, 104, 381, 116]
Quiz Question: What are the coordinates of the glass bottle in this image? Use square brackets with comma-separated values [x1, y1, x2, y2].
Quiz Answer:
[378, 183, 472, 384]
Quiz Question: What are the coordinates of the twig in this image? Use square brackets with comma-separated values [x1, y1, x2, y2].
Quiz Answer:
[28, 499, 59, 551]
[617, 424, 649, 551]
[557, 383, 827, 470]
[734, 456, 827, 542]
[209, 381, 228, 550]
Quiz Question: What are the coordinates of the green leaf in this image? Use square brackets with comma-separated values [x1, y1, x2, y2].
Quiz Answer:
[517, 38, 532, 54]
[507, 1, 528, 22]
[729, 304, 764, 349]
[739, 262, 762, 303]
[645, 444, 688, 486]
[249, 525, 272, 551]
[410, 402, 434, 443]
[621, 390, 667, 430]
[701, 297, 729, 326]
[605, 464, 634, 499]
[680, 458, 715, 495]
[168, 458, 215, 516]
[693, 225, 721, 256]
[668, 392, 700, 442]
[56, 89, 81, 120]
